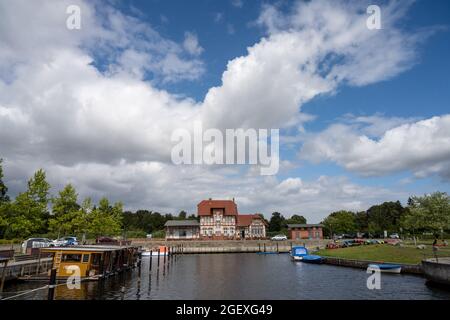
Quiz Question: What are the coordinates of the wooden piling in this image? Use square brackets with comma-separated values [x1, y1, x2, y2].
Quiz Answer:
[149, 250, 153, 271]
[263, 243, 266, 252]
[36, 249, 42, 275]
[276, 243, 279, 253]
[47, 268, 57, 300]
[157, 248, 160, 268]
[0, 260, 8, 295]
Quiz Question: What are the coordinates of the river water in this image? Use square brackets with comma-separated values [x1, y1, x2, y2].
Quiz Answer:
[3, 253, 450, 300]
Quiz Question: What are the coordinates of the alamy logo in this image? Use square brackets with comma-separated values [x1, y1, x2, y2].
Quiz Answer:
[366, 5, 381, 30]
[366, 265, 381, 290]
[171, 121, 279, 175]
[65, 265, 81, 289]
[66, 5, 81, 30]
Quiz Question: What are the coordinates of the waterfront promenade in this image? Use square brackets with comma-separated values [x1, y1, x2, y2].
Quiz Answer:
[131, 239, 330, 253]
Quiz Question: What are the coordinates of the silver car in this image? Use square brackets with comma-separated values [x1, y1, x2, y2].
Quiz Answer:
[271, 235, 287, 241]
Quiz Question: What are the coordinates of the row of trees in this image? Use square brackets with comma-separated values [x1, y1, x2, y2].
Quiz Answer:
[0, 159, 123, 239]
[321, 194, 450, 238]
[122, 210, 197, 236]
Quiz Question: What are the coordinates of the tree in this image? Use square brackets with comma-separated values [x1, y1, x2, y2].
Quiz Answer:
[269, 212, 285, 232]
[0, 159, 9, 203]
[366, 201, 405, 235]
[178, 210, 187, 220]
[49, 184, 81, 236]
[286, 214, 307, 225]
[87, 198, 123, 237]
[322, 211, 356, 237]
[6, 169, 51, 238]
[402, 192, 450, 237]
[355, 211, 368, 233]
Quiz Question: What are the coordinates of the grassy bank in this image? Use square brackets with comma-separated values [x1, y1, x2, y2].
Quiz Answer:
[316, 244, 450, 265]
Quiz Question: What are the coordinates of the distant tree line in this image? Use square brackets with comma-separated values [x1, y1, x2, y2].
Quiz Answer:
[265, 194, 450, 239]
[320, 195, 450, 239]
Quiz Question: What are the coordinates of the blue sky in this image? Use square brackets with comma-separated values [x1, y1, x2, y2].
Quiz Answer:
[0, 0, 449, 222]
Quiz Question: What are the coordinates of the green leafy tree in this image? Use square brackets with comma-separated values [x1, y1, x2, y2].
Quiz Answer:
[402, 192, 450, 237]
[0, 159, 9, 203]
[366, 201, 405, 235]
[87, 198, 123, 237]
[286, 214, 307, 225]
[6, 169, 51, 238]
[322, 210, 356, 237]
[0, 159, 9, 237]
[49, 184, 81, 237]
[178, 210, 187, 219]
[269, 212, 285, 232]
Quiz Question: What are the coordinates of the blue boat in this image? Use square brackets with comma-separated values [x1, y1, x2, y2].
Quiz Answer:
[290, 246, 308, 261]
[301, 255, 323, 264]
[367, 263, 402, 273]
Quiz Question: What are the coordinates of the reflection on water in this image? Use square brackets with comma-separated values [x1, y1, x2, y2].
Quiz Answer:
[3, 253, 450, 300]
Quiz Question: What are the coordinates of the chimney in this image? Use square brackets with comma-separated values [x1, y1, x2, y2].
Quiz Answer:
[209, 198, 212, 201]
[232, 197, 235, 203]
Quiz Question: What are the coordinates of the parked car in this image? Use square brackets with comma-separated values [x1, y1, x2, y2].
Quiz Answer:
[271, 235, 287, 241]
[52, 236, 78, 247]
[21, 238, 53, 254]
[389, 233, 400, 239]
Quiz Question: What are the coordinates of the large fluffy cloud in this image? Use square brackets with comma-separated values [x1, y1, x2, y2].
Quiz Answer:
[201, 0, 425, 130]
[300, 115, 450, 180]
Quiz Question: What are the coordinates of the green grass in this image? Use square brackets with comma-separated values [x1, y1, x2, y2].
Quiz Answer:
[316, 244, 450, 265]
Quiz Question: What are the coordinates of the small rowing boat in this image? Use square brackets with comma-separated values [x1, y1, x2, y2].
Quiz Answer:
[367, 263, 402, 274]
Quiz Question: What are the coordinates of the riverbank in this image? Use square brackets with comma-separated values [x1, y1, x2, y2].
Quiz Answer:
[316, 244, 450, 264]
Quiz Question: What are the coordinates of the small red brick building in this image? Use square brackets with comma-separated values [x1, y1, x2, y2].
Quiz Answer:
[287, 224, 323, 240]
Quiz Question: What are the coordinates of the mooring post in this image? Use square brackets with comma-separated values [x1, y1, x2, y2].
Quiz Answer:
[157, 248, 160, 269]
[277, 243, 279, 253]
[149, 250, 153, 271]
[263, 243, 266, 253]
[47, 268, 57, 300]
[258, 243, 261, 252]
[36, 249, 42, 275]
[0, 260, 8, 295]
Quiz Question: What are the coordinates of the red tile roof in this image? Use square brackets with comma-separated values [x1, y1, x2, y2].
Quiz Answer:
[237, 214, 267, 226]
[197, 200, 238, 216]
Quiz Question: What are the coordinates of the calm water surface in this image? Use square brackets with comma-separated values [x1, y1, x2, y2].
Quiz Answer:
[3, 253, 450, 300]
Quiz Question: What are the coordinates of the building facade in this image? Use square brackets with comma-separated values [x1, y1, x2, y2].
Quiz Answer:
[287, 224, 323, 240]
[165, 220, 200, 240]
[198, 199, 267, 240]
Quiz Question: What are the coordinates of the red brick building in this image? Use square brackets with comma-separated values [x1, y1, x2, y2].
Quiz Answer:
[287, 224, 323, 240]
[198, 199, 267, 240]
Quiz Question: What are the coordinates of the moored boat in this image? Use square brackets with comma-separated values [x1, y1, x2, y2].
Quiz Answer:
[301, 255, 323, 264]
[367, 263, 402, 274]
[290, 246, 308, 261]
[141, 245, 169, 256]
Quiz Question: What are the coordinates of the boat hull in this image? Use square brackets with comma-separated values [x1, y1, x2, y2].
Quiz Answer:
[301, 255, 323, 264]
[141, 251, 168, 256]
[367, 264, 402, 274]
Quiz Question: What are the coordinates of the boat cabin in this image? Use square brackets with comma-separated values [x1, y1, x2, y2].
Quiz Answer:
[41, 245, 139, 279]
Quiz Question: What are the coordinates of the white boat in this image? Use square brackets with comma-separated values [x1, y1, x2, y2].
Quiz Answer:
[141, 245, 169, 257]
[367, 263, 402, 274]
